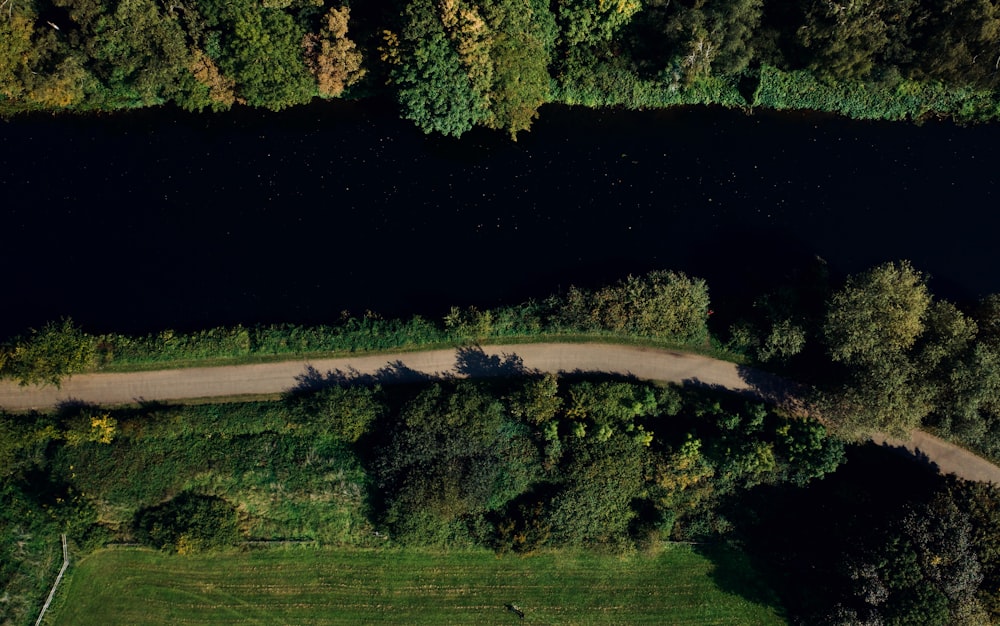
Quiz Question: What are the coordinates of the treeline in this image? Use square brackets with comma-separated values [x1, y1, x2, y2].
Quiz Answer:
[0, 269, 712, 385]
[0, 375, 841, 621]
[735, 445, 1000, 625]
[721, 259, 1000, 462]
[2, 0, 999, 134]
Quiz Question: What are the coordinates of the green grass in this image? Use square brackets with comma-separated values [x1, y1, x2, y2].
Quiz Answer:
[48, 545, 785, 625]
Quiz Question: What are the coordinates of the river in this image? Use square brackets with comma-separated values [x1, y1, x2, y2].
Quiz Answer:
[1, 100, 998, 337]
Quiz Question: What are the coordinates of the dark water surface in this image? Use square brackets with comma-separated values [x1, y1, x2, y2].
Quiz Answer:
[2, 100, 998, 337]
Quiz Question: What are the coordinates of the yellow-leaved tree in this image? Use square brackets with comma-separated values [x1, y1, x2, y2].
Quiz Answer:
[302, 6, 365, 97]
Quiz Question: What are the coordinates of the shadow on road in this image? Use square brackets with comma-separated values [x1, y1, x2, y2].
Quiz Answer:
[872, 441, 941, 476]
[454, 345, 531, 378]
[289, 361, 443, 394]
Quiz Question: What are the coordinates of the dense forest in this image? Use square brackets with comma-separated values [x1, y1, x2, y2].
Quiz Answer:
[2, 0, 999, 134]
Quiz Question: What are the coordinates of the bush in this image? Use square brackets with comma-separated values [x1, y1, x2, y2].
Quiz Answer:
[1, 319, 96, 386]
[133, 492, 240, 553]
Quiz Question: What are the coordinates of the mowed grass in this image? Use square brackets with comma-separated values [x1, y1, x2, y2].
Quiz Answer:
[47, 545, 785, 625]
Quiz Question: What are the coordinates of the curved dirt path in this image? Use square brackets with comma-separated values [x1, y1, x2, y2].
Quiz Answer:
[0, 342, 996, 483]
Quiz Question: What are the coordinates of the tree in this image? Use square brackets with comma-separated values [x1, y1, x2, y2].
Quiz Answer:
[197, 0, 315, 110]
[84, 0, 195, 106]
[0, 12, 34, 100]
[290, 385, 386, 443]
[557, 0, 641, 48]
[378, 382, 542, 543]
[479, 0, 555, 137]
[909, 0, 1000, 89]
[0, 5, 90, 108]
[952, 481, 1000, 620]
[392, 0, 556, 137]
[508, 373, 562, 425]
[758, 318, 807, 362]
[555, 270, 712, 344]
[824, 261, 931, 368]
[189, 48, 235, 109]
[774, 416, 845, 484]
[302, 6, 365, 98]
[544, 431, 648, 546]
[2, 318, 96, 387]
[653, 0, 763, 85]
[392, 0, 488, 136]
[796, 0, 919, 82]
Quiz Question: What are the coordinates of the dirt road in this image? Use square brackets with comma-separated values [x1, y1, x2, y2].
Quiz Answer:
[0, 342, 996, 483]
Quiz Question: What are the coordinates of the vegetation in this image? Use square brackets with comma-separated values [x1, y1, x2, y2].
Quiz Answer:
[732, 444, 1000, 625]
[2, 0, 999, 133]
[5, 263, 1000, 624]
[48, 545, 786, 625]
[0, 376, 838, 624]
[0, 270, 715, 384]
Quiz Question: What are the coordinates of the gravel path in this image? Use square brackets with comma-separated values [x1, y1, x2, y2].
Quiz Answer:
[0, 342, 996, 483]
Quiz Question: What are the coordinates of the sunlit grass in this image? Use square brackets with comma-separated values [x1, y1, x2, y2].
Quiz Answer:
[49, 545, 785, 625]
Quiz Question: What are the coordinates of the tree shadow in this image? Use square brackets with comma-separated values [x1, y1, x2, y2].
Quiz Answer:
[453, 345, 532, 378]
[556, 369, 642, 384]
[872, 440, 941, 476]
[53, 398, 100, 416]
[736, 365, 816, 416]
[679, 378, 759, 401]
[694, 542, 789, 620]
[288, 361, 445, 395]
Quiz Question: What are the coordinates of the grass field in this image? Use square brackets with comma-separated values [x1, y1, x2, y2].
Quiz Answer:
[47, 545, 785, 625]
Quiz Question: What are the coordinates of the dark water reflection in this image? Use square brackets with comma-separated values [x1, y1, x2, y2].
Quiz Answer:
[1, 100, 998, 337]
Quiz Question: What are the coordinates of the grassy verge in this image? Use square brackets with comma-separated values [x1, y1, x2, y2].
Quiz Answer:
[47, 544, 786, 625]
[0, 532, 63, 626]
[90, 332, 745, 374]
[753, 65, 1000, 122]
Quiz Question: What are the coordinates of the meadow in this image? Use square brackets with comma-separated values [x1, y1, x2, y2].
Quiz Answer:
[47, 545, 785, 625]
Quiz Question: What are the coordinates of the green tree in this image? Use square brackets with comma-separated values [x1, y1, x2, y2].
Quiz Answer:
[508, 373, 563, 425]
[824, 261, 931, 368]
[758, 318, 807, 363]
[796, 0, 919, 82]
[909, 0, 1000, 89]
[544, 431, 648, 546]
[821, 261, 937, 437]
[774, 416, 845, 485]
[378, 382, 541, 543]
[655, 0, 763, 84]
[557, 0, 641, 48]
[952, 481, 1000, 620]
[556, 270, 711, 344]
[290, 385, 386, 443]
[0, 12, 34, 100]
[196, 0, 315, 110]
[393, 0, 488, 136]
[83, 0, 195, 106]
[393, 0, 556, 137]
[2, 318, 96, 387]
[480, 0, 555, 137]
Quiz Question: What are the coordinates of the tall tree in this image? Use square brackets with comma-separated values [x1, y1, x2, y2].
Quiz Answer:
[392, 0, 488, 136]
[392, 0, 556, 137]
[796, 0, 919, 81]
[302, 6, 365, 98]
[824, 260, 931, 368]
